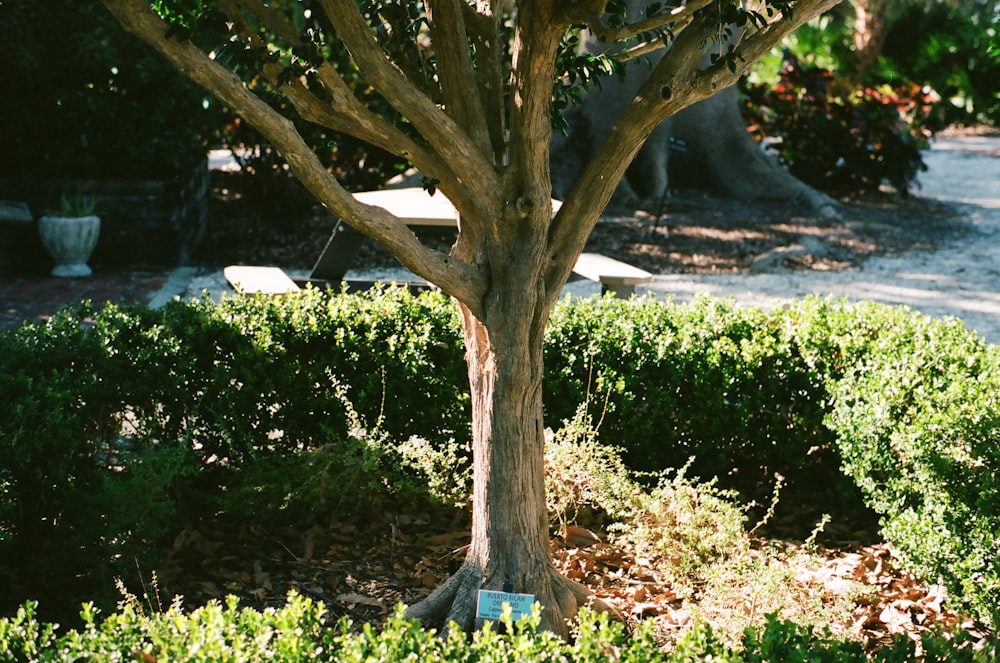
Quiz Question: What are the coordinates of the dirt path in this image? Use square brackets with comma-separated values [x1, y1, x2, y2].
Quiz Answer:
[628, 136, 1000, 344]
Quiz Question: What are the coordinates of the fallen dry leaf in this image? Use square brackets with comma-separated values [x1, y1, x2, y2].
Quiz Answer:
[565, 525, 602, 549]
[337, 592, 386, 612]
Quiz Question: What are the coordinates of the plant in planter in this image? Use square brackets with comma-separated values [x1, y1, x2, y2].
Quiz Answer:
[38, 189, 101, 277]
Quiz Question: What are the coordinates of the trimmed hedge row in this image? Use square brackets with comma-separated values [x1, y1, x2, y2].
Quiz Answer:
[1, 596, 995, 662]
[1, 288, 998, 627]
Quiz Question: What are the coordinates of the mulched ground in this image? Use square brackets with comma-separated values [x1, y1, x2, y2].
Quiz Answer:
[151, 504, 988, 656]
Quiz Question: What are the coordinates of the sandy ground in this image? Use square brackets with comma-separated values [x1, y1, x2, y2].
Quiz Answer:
[632, 135, 1000, 344]
[178, 136, 1000, 343]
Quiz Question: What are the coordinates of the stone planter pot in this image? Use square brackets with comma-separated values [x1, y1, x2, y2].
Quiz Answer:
[38, 214, 101, 277]
[0, 157, 208, 272]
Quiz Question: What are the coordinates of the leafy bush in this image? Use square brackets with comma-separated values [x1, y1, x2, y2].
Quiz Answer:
[544, 295, 853, 512]
[3, 288, 1000, 628]
[826, 313, 1000, 628]
[882, 2, 1000, 128]
[741, 55, 942, 196]
[0, 287, 469, 621]
[1, 594, 995, 662]
[751, 6, 998, 130]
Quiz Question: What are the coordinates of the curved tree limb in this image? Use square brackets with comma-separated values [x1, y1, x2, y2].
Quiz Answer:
[215, 0, 483, 218]
[223, 0, 300, 44]
[99, 0, 487, 315]
[587, 0, 716, 44]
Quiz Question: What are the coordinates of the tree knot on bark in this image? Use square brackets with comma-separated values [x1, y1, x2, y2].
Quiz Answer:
[506, 196, 534, 222]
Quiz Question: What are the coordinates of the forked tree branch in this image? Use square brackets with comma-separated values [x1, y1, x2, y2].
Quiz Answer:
[319, 0, 499, 220]
[99, 0, 488, 313]
[211, 2, 470, 212]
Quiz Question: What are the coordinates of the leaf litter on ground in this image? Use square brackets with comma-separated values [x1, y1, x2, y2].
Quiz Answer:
[147, 507, 990, 655]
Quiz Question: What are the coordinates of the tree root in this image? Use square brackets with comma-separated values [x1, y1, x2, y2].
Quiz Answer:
[406, 563, 623, 639]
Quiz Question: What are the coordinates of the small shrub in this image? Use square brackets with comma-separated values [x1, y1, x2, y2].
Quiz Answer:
[545, 295, 856, 515]
[741, 55, 942, 196]
[826, 313, 1000, 628]
[2, 594, 994, 661]
[544, 402, 639, 528]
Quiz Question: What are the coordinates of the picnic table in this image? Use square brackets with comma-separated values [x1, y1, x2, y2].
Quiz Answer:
[225, 187, 652, 297]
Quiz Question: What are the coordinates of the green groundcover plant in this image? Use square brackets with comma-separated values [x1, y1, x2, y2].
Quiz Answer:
[1, 594, 995, 662]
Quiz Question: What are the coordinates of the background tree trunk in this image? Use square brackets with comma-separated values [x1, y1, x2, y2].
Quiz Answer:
[669, 86, 839, 215]
[853, 0, 889, 78]
[552, 2, 839, 217]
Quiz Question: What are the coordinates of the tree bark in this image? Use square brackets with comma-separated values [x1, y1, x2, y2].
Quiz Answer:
[408, 263, 602, 635]
[853, 0, 888, 78]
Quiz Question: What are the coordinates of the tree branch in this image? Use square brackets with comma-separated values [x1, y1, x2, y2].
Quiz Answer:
[587, 0, 715, 44]
[463, 2, 509, 163]
[544, 0, 845, 304]
[319, 0, 499, 215]
[426, 0, 493, 155]
[506, 6, 570, 225]
[612, 17, 694, 62]
[224, 0, 301, 45]
[209, 0, 481, 217]
[100, 0, 487, 315]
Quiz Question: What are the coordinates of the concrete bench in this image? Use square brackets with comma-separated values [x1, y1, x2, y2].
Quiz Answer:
[572, 252, 652, 296]
[0, 201, 34, 275]
[0, 200, 32, 225]
[224, 265, 300, 295]
[223, 264, 433, 295]
[225, 188, 653, 297]
[225, 252, 653, 297]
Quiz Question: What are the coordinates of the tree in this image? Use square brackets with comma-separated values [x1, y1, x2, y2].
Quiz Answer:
[551, 0, 839, 215]
[100, 0, 841, 636]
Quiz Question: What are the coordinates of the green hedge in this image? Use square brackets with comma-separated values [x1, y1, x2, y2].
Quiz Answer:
[1, 288, 998, 627]
[1, 596, 995, 662]
[825, 310, 1000, 627]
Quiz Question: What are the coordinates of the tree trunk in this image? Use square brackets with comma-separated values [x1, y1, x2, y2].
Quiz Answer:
[407, 248, 599, 636]
[669, 86, 838, 215]
[853, 0, 889, 79]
